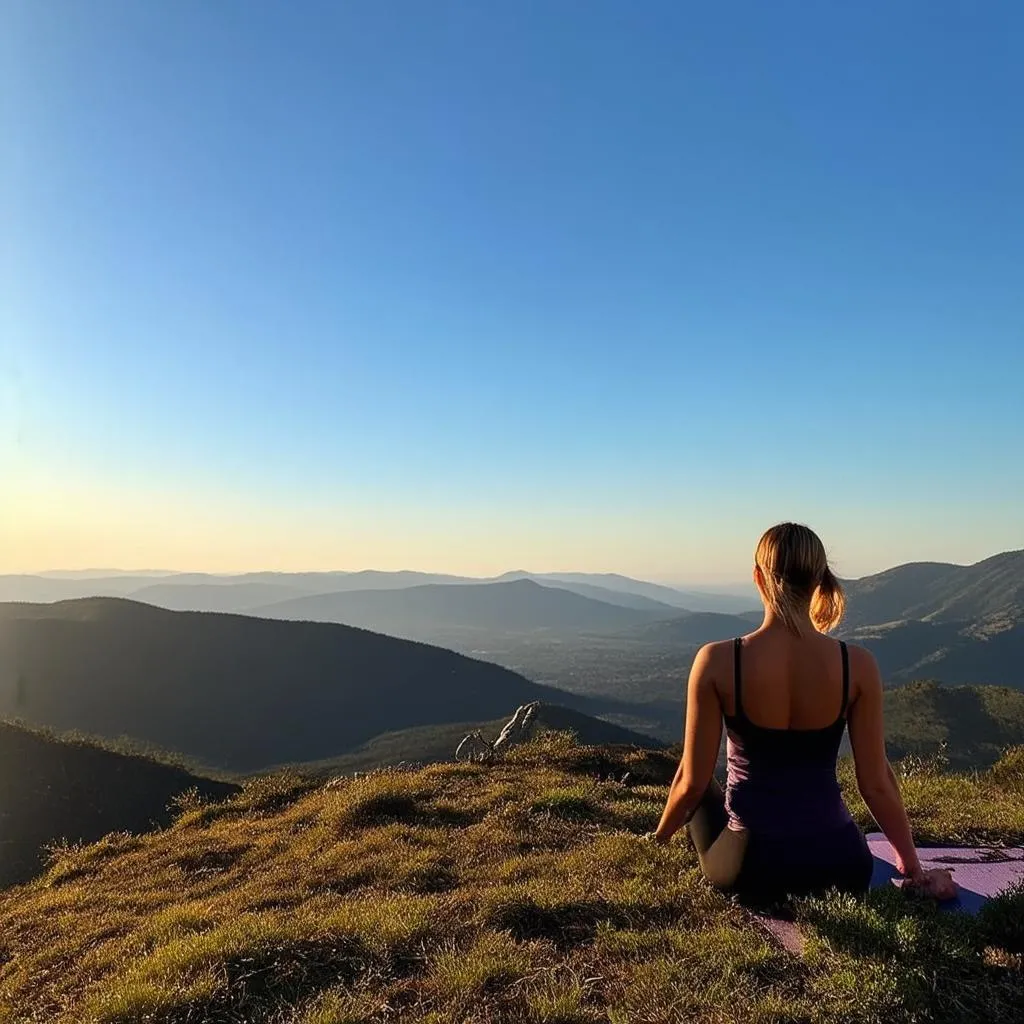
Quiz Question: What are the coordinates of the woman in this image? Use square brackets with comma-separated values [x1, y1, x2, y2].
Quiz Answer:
[653, 522, 954, 904]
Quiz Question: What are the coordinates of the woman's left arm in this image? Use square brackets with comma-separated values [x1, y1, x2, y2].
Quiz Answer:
[653, 643, 723, 843]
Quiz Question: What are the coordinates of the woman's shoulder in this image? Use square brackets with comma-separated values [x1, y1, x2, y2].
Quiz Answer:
[838, 640, 880, 670]
[691, 637, 744, 690]
[836, 640, 882, 698]
[696, 636, 743, 662]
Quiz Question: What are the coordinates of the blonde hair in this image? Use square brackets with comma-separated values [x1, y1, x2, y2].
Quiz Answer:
[755, 522, 845, 635]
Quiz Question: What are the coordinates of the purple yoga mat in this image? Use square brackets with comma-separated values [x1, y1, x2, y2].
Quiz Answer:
[866, 832, 1024, 914]
[751, 833, 1024, 954]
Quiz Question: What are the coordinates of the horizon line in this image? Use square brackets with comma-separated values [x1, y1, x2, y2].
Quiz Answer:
[8, 546, 1022, 586]
[14, 566, 760, 589]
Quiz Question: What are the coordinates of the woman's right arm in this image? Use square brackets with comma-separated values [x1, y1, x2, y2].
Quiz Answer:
[846, 647, 923, 880]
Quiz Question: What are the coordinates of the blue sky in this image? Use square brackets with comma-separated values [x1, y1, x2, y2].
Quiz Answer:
[3, 1, 1022, 581]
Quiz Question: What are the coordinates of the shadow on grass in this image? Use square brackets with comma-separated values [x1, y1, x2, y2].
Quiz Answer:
[344, 793, 480, 829]
[485, 896, 629, 949]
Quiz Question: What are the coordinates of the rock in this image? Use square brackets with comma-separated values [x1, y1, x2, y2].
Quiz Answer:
[455, 702, 543, 761]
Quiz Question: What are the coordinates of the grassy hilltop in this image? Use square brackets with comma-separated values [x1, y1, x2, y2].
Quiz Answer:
[1, 734, 1022, 1024]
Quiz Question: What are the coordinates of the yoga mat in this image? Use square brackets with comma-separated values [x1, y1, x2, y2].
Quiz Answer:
[866, 832, 1024, 915]
[751, 834, 1024, 954]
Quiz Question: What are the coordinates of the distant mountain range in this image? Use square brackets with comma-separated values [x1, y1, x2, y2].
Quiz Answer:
[0, 569, 756, 616]
[2, 550, 1022, 738]
[252, 579, 672, 641]
[0, 598, 642, 772]
[494, 573, 679, 612]
[0, 720, 236, 887]
[128, 581, 309, 612]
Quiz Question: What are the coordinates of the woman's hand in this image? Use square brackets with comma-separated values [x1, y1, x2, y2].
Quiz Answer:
[901, 867, 957, 901]
[894, 848, 921, 879]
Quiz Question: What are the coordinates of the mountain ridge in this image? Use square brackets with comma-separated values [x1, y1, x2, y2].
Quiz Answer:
[0, 598, 641, 772]
[843, 549, 1024, 629]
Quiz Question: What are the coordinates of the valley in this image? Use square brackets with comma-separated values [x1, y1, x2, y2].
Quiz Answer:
[1, 550, 1022, 772]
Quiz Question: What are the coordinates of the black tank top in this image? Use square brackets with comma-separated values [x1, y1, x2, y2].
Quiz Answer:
[723, 637, 854, 834]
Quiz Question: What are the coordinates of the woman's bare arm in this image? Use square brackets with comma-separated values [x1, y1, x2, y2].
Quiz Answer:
[847, 647, 923, 878]
[654, 644, 722, 842]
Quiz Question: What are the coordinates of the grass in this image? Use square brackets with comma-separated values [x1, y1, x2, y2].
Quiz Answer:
[0, 719, 239, 889]
[0, 733, 1022, 1023]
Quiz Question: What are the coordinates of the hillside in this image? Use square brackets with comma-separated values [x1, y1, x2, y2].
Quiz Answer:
[0, 599, 628, 772]
[844, 620, 1024, 689]
[500, 575, 680, 612]
[843, 550, 1024, 630]
[252, 579, 671, 640]
[498, 572, 757, 614]
[525, 571, 757, 612]
[0, 721, 236, 888]
[127, 581, 308, 613]
[882, 682, 1024, 767]
[1, 734, 1021, 1023]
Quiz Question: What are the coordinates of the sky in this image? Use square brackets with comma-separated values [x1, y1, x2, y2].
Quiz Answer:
[2, 1, 1022, 584]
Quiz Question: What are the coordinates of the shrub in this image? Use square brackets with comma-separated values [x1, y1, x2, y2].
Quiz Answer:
[990, 746, 1024, 787]
[977, 881, 1024, 953]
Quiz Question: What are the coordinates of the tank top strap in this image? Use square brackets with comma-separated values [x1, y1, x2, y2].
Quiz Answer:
[732, 636, 746, 721]
[839, 640, 850, 718]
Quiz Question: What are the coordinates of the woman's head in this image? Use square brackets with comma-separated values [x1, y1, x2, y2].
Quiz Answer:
[754, 522, 844, 635]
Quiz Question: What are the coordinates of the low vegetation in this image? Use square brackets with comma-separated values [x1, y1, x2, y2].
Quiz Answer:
[0, 720, 237, 888]
[1, 734, 1022, 1023]
[879, 682, 1024, 770]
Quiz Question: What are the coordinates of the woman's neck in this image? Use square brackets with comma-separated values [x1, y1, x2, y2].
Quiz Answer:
[759, 605, 815, 634]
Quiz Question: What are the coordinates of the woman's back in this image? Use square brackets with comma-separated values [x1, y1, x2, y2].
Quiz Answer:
[721, 633, 854, 837]
[718, 629, 851, 729]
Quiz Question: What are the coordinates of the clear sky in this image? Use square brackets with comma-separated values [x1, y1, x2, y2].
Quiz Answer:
[2, 1, 1022, 583]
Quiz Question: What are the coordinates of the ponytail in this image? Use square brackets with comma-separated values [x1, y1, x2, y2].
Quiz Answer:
[810, 566, 845, 633]
[755, 522, 845, 635]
